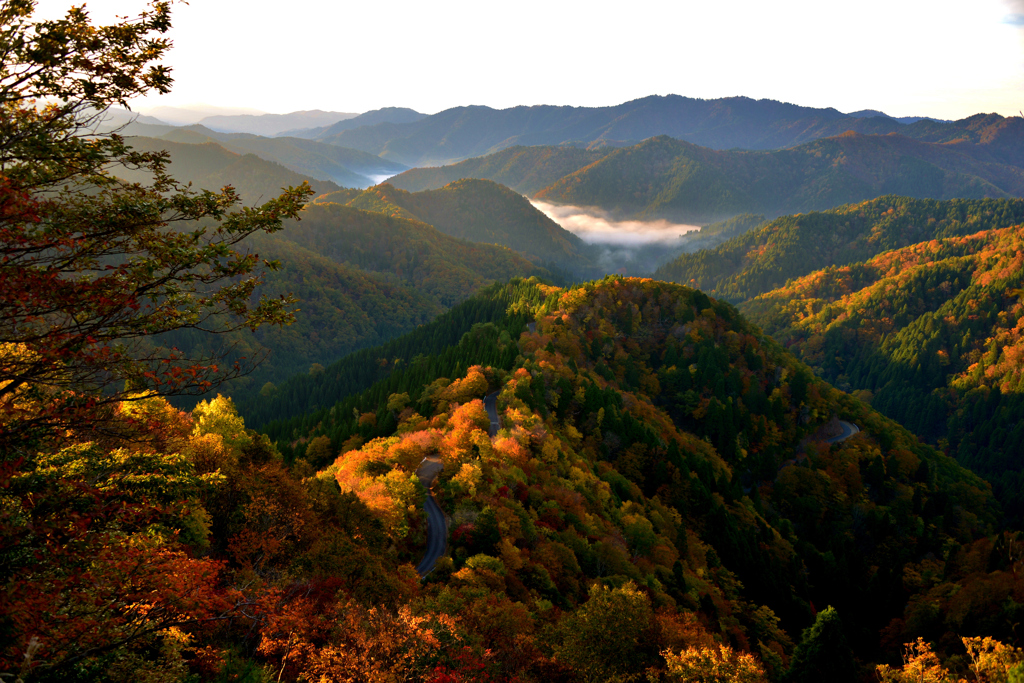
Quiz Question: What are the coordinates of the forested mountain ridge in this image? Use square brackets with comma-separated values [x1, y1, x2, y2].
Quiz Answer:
[242, 276, 1020, 681]
[149, 200, 549, 402]
[900, 112, 1024, 166]
[273, 202, 549, 306]
[314, 94, 914, 166]
[321, 179, 594, 267]
[119, 136, 340, 201]
[389, 144, 614, 194]
[125, 131, 406, 188]
[740, 224, 1024, 524]
[654, 196, 1024, 301]
[167, 232, 445, 395]
[532, 133, 1024, 223]
[314, 94, 1024, 169]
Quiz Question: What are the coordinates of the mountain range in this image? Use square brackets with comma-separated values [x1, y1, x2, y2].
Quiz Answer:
[199, 109, 359, 135]
[307, 95, 1023, 168]
[393, 131, 1024, 224]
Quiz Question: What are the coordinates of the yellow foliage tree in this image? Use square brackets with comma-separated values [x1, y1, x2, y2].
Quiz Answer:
[663, 644, 769, 683]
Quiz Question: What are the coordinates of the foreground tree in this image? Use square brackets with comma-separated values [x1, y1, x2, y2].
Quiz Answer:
[0, 0, 310, 677]
[0, 0, 310, 455]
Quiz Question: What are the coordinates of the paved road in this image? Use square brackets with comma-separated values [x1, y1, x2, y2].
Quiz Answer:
[826, 420, 860, 444]
[484, 390, 500, 437]
[415, 456, 446, 578]
[527, 322, 536, 334]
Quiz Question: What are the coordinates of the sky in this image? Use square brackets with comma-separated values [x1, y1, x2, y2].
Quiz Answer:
[33, 0, 1024, 120]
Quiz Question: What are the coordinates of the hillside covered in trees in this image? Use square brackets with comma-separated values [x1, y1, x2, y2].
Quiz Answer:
[533, 134, 1024, 224]
[655, 197, 1024, 301]
[318, 179, 594, 268]
[157, 202, 550, 401]
[740, 223, 1024, 525]
[229, 277, 1021, 681]
[7, 2, 1024, 681]
[124, 129, 408, 188]
[118, 136, 340, 201]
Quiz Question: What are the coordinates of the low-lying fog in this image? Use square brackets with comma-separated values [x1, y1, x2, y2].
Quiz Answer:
[531, 200, 701, 275]
[532, 200, 700, 246]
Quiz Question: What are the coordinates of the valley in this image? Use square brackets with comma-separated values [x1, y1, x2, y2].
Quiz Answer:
[5, 5, 1024, 679]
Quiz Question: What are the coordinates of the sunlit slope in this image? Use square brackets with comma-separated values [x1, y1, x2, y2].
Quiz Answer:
[900, 112, 1024, 167]
[257, 277, 1000, 676]
[654, 196, 1024, 301]
[534, 134, 1024, 224]
[740, 224, 1024, 522]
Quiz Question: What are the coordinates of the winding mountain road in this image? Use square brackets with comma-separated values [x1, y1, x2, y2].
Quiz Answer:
[484, 390, 500, 437]
[415, 332, 523, 576]
[415, 456, 446, 578]
[826, 420, 860, 444]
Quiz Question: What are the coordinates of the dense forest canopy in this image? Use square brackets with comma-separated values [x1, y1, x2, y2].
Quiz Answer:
[3, 1, 1024, 681]
[655, 196, 1024, 302]
[740, 223, 1024, 525]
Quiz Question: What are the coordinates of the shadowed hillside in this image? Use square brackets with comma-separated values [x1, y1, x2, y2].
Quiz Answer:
[534, 134, 1024, 224]
[320, 179, 596, 268]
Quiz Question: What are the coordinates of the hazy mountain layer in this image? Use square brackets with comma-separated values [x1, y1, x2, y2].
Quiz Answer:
[120, 136, 339, 202]
[319, 94, 908, 166]
[198, 109, 358, 136]
[126, 130, 406, 188]
[290, 106, 428, 140]
[389, 145, 613, 194]
[314, 95, 1024, 169]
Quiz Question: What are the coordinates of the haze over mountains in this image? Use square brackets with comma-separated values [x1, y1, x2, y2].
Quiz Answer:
[117, 96, 1024, 234]
[392, 125, 1024, 223]
[298, 94, 992, 168]
[26, 52, 1024, 677]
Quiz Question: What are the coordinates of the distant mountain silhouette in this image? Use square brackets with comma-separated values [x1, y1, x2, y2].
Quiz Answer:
[319, 95, 911, 166]
[199, 110, 358, 136]
[287, 107, 428, 140]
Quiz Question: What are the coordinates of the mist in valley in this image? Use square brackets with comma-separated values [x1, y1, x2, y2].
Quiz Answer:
[531, 199, 702, 274]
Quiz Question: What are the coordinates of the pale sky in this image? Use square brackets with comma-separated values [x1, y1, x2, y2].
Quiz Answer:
[33, 0, 1024, 120]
